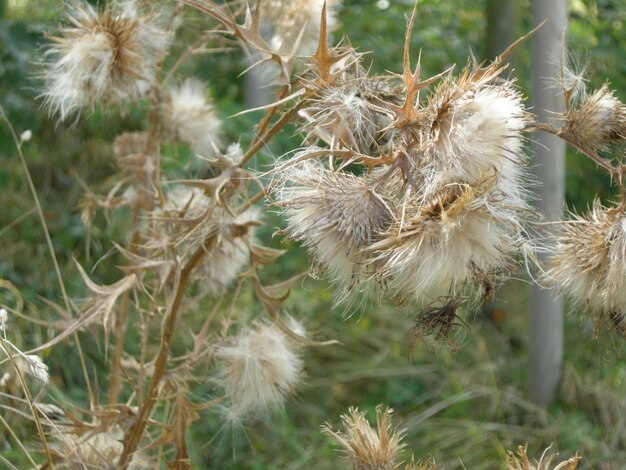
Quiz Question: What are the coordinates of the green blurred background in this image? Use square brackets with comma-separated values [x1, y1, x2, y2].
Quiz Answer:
[1, 0, 625, 468]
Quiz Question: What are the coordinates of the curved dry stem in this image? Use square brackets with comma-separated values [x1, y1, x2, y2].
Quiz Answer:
[0, 339, 53, 467]
[0, 106, 94, 409]
[117, 235, 214, 468]
[533, 121, 617, 176]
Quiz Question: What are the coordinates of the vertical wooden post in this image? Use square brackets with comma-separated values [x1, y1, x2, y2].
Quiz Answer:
[529, 0, 567, 405]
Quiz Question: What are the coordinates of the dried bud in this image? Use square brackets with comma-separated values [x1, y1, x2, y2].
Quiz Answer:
[566, 84, 626, 151]
[544, 202, 626, 334]
[20, 130, 32, 142]
[506, 445, 580, 470]
[323, 405, 406, 470]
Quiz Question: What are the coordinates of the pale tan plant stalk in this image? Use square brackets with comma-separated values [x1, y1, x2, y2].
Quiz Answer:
[117, 237, 214, 468]
[0, 107, 95, 407]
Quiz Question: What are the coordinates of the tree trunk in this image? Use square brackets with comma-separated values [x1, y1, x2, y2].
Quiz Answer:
[485, 0, 519, 64]
[529, 0, 567, 406]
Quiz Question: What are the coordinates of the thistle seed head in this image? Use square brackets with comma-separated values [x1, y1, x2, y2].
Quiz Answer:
[272, 157, 393, 305]
[323, 405, 407, 470]
[566, 84, 626, 151]
[425, 77, 530, 203]
[369, 176, 521, 304]
[41, 0, 171, 120]
[544, 202, 626, 332]
[216, 319, 305, 416]
[163, 79, 222, 156]
[300, 78, 395, 152]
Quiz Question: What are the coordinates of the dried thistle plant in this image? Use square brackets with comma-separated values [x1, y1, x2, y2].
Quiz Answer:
[2, 0, 621, 468]
[270, 9, 533, 322]
[323, 406, 408, 470]
[506, 445, 580, 470]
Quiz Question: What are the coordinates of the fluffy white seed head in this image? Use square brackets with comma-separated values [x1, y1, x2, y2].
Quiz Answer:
[545, 203, 626, 331]
[51, 424, 148, 469]
[41, 1, 171, 120]
[216, 320, 305, 416]
[300, 79, 394, 152]
[163, 79, 222, 156]
[426, 80, 530, 207]
[370, 178, 521, 304]
[273, 156, 393, 305]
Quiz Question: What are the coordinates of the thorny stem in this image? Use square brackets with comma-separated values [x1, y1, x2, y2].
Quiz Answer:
[534, 121, 618, 176]
[108, 204, 142, 405]
[535, 121, 626, 213]
[117, 236, 213, 468]
[238, 84, 294, 169]
[109, 86, 163, 405]
[239, 103, 304, 168]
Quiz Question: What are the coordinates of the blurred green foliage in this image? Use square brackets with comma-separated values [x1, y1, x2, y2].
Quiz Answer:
[0, 0, 625, 468]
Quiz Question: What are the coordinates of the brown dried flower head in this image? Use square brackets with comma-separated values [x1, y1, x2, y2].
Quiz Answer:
[323, 405, 407, 470]
[42, 0, 171, 120]
[544, 202, 626, 334]
[566, 84, 626, 151]
[506, 445, 580, 470]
